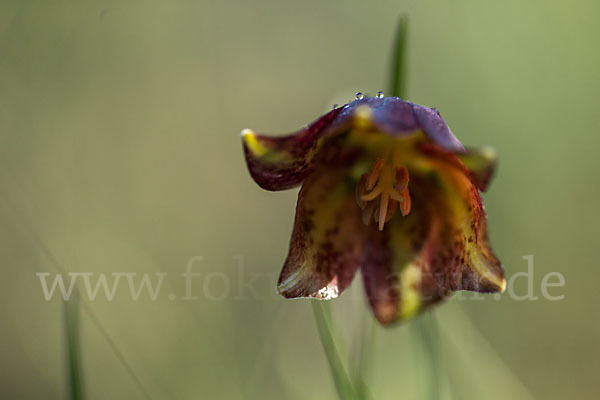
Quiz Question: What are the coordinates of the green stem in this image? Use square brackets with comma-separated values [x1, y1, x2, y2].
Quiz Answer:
[389, 15, 409, 99]
[64, 290, 85, 400]
[411, 312, 442, 400]
[312, 301, 357, 400]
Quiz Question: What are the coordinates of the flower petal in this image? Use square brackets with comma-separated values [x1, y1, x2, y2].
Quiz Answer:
[360, 203, 447, 325]
[277, 169, 365, 299]
[242, 98, 468, 192]
[417, 141, 497, 192]
[456, 146, 497, 192]
[424, 163, 505, 294]
[410, 104, 465, 153]
[334, 98, 465, 153]
[361, 168, 504, 325]
[334, 97, 420, 136]
[241, 108, 343, 191]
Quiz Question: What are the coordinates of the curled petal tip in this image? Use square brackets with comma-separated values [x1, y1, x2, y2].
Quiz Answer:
[277, 273, 343, 300]
[240, 128, 254, 137]
[479, 145, 497, 160]
[499, 278, 507, 293]
[240, 129, 259, 151]
[463, 146, 497, 191]
[240, 129, 265, 156]
[479, 273, 506, 293]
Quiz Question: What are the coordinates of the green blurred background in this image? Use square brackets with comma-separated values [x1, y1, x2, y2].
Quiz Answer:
[1, 0, 599, 399]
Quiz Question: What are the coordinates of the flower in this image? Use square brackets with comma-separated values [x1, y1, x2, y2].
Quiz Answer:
[241, 95, 505, 325]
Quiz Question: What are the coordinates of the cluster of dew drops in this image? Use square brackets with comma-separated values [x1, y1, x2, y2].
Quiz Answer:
[332, 91, 387, 110]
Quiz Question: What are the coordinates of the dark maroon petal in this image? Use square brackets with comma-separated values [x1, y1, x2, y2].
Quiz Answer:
[277, 168, 365, 299]
[241, 108, 343, 191]
[360, 187, 450, 325]
[361, 165, 504, 325]
[410, 164, 505, 295]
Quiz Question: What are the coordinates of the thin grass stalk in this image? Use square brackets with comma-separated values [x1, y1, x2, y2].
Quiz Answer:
[64, 290, 84, 400]
[411, 313, 442, 400]
[389, 15, 409, 100]
[312, 301, 357, 400]
[353, 311, 374, 400]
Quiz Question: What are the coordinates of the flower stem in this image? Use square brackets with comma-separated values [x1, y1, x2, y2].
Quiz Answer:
[411, 312, 442, 400]
[64, 290, 85, 400]
[312, 300, 357, 400]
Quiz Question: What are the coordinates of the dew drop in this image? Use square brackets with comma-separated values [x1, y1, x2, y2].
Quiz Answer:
[332, 104, 339, 109]
[376, 91, 384, 99]
[355, 92, 364, 100]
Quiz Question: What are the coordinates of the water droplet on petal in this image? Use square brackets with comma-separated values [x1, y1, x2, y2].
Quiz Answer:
[355, 92, 364, 100]
[332, 104, 339, 109]
[376, 91, 384, 98]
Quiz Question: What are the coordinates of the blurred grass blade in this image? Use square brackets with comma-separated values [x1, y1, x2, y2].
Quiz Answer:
[0, 184, 153, 400]
[411, 313, 443, 400]
[444, 308, 536, 399]
[353, 311, 374, 400]
[64, 290, 85, 400]
[389, 15, 409, 98]
[312, 301, 357, 400]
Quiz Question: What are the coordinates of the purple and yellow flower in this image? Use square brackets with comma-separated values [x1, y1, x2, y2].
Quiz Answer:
[241, 95, 505, 325]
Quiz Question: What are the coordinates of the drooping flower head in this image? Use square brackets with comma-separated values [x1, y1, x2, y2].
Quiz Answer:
[242, 94, 504, 325]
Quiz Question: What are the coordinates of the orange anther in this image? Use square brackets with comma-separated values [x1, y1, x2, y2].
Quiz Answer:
[367, 158, 385, 190]
[400, 189, 411, 216]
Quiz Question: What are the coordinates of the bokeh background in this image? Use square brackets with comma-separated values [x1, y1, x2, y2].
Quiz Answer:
[1, 0, 599, 399]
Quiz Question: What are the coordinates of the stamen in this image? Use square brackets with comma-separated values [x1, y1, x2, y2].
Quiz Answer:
[367, 158, 385, 190]
[386, 187, 404, 202]
[400, 189, 411, 216]
[356, 155, 412, 229]
[395, 166, 409, 193]
[378, 193, 389, 231]
[360, 187, 383, 202]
